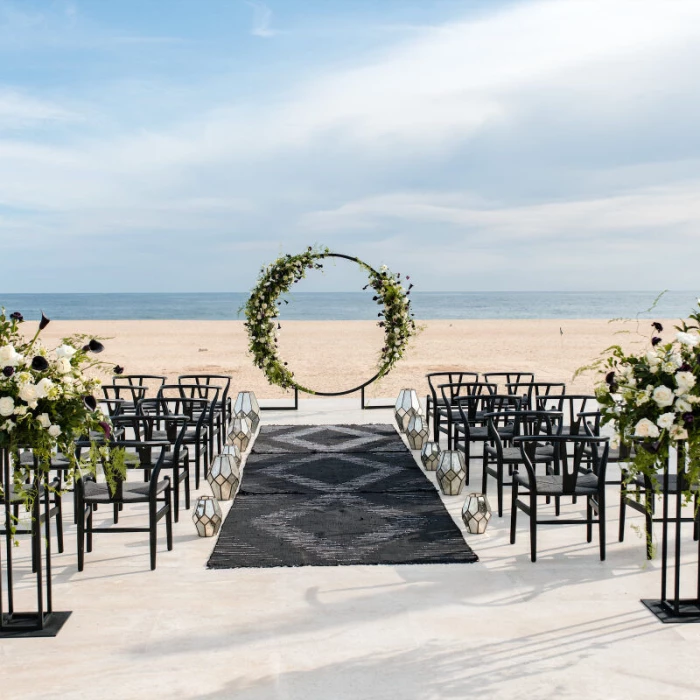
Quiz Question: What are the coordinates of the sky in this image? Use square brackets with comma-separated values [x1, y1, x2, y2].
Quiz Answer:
[0, 0, 699, 293]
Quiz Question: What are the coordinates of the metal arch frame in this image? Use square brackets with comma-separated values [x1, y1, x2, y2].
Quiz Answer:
[259, 252, 395, 410]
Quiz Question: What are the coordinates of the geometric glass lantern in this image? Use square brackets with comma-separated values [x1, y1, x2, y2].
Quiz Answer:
[227, 416, 253, 452]
[406, 413, 429, 450]
[192, 495, 223, 537]
[436, 450, 466, 496]
[233, 390, 260, 432]
[420, 441, 441, 471]
[221, 443, 241, 467]
[394, 388, 421, 433]
[461, 493, 492, 534]
[207, 453, 241, 501]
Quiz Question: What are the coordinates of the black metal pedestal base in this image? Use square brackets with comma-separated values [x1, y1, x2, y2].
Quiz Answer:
[642, 599, 700, 623]
[0, 611, 72, 638]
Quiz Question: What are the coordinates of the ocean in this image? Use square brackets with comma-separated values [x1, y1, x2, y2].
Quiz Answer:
[0, 291, 696, 321]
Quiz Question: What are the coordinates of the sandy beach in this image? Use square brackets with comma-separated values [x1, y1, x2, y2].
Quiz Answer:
[36, 318, 670, 400]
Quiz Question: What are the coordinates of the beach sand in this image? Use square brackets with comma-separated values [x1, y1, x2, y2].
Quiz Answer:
[36, 318, 668, 400]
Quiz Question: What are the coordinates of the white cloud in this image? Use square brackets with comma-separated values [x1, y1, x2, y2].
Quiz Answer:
[301, 181, 700, 240]
[0, 90, 80, 129]
[247, 1, 278, 38]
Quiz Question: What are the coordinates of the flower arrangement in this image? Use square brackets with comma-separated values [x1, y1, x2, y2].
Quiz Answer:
[244, 247, 418, 393]
[0, 309, 124, 506]
[594, 303, 700, 496]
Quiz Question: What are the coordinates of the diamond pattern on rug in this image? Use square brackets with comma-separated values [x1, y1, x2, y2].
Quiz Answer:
[208, 423, 478, 568]
[251, 423, 407, 453]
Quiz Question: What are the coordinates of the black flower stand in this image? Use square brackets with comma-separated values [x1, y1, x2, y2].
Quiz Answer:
[642, 442, 700, 623]
[1, 448, 71, 637]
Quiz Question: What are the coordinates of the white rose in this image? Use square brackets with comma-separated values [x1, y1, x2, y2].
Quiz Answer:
[18, 383, 39, 407]
[13, 405, 27, 416]
[676, 332, 699, 347]
[675, 371, 696, 394]
[670, 424, 688, 441]
[645, 351, 661, 366]
[56, 358, 72, 374]
[48, 424, 61, 438]
[0, 396, 14, 417]
[37, 412, 51, 428]
[55, 344, 77, 359]
[657, 413, 675, 430]
[652, 385, 675, 408]
[35, 378, 54, 399]
[0, 345, 23, 367]
[634, 418, 660, 439]
[675, 397, 692, 413]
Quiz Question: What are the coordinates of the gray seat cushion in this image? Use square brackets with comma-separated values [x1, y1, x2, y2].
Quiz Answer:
[83, 479, 169, 503]
[516, 472, 599, 495]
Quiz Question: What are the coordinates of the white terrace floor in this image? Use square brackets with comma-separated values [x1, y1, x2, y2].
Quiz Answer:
[2, 399, 699, 700]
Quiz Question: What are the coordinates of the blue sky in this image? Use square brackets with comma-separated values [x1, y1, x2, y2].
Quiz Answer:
[1, 0, 699, 293]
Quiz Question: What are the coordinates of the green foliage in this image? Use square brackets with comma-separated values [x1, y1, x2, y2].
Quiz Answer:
[243, 248, 419, 394]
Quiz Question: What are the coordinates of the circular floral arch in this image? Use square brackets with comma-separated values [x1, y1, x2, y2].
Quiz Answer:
[244, 247, 417, 395]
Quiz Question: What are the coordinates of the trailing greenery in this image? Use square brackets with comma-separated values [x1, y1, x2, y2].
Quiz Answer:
[0, 309, 124, 513]
[593, 300, 700, 506]
[244, 247, 418, 394]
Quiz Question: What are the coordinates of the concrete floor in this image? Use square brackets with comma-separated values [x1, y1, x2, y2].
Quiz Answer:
[1, 399, 699, 700]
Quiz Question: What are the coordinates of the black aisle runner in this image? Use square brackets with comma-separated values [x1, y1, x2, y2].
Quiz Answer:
[207, 424, 478, 568]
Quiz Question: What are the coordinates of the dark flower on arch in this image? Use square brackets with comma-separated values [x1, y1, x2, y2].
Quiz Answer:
[3, 366, 14, 377]
[83, 395, 97, 412]
[641, 441, 661, 454]
[10, 311, 23, 322]
[605, 371, 615, 385]
[113, 365, 124, 375]
[31, 356, 49, 372]
[678, 363, 692, 373]
[83, 339, 104, 353]
[651, 337, 662, 346]
[683, 412, 694, 426]
[651, 322, 663, 332]
[98, 421, 112, 440]
[39, 312, 50, 330]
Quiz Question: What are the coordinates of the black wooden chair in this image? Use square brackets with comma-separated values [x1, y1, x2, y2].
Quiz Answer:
[482, 409, 560, 517]
[425, 372, 479, 443]
[101, 384, 148, 415]
[483, 372, 535, 394]
[507, 381, 566, 410]
[438, 382, 496, 449]
[76, 416, 176, 571]
[158, 384, 220, 483]
[178, 375, 231, 451]
[535, 394, 597, 435]
[121, 406, 192, 521]
[510, 435, 610, 562]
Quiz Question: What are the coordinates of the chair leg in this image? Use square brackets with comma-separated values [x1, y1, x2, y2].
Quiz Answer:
[510, 472, 519, 544]
[618, 484, 627, 542]
[586, 496, 593, 543]
[173, 464, 180, 523]
[149, 502, 157, 571]
[77, 503, 85, 572]
[184, 455, 191, 511]
[86, 506, 93, 553]
[529, 491, 538, 562]
[55, 492, 64, 554]
[598, 491, 606, 561]
[165, 484, 173, 551]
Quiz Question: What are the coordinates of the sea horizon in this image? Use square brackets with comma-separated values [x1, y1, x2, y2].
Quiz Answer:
[0, 290, 696, 321]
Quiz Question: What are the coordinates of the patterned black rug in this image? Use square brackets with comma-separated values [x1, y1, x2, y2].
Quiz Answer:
[208, 424, 478, 568]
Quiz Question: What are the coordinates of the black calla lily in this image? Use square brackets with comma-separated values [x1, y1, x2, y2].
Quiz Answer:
[31, 356, 49, 372]
[98, 421, 112, 439]
[2, 366, 14, 378]
[10, 311, 23, 322]
[651, 321, 663, 332]
[651, 337, 662, 346]
[683, 412, 694, 425]
[39, 312, 50, 330]
[114, 365, 124, 375]
[83, 395, 98, 412]
[642, 441, 661, 454]
[605, 371, 615, 385]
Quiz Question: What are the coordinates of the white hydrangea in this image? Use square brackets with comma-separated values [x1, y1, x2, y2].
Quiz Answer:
[676, 331, 699, 347]
[48, 424, 61, 438]
[675, 371, 696, 394]
[55, 344, 77, 359]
